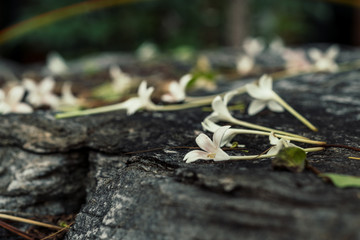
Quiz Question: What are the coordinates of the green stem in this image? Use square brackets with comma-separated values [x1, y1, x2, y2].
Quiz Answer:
[230, 129, 325, 145]
[227, 147, 323, 161]
[272, 91, 318, 132]
[56, 102, 127, 118]
[228, 116, 308, 139]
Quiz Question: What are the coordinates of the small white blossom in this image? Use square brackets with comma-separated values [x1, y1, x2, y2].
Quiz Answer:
[46, 52, 68, 75]
[121, 81, 155, 115]
[267, 132, 300, 155]
[183, 126, 231, 163]
[245, 75, 284, 115]
[0, 86, 32, 114]
[308, 45, 339, 72]
[161, 74, 191, 103]
[236, 55, 254, 75]
[110, 65, 132, 94]
[23, 77, 60, 109]
[243, 37, 265, 57]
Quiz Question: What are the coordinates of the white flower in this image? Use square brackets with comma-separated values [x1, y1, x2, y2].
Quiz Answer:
[267, 132, 299, 155]
[282, 49, 312, 73]
[23, 77, 60, 109]
[205, 95, 234, 123]
[46, 52, 68, 75]
[245, 75, 284, 115]
[136, 42, 158, 61]
[201, 119, 239, 147]
[0, 86, 32, 114]
[110, 65, 132, 94]
[236, 55, 255, 75]
[161, 74, 191, 103]
[121, 81, 155, 115]
[308, 45, 339, 72]
[243, 37, 264, 57]
[183, 126, 231, 163]
[60, 82, 78, 106]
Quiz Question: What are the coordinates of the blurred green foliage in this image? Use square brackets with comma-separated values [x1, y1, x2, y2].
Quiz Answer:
[0, 0, 351, 62]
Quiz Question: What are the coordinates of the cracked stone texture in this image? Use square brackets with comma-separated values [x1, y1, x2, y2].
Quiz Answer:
[0, 49, 359, 239]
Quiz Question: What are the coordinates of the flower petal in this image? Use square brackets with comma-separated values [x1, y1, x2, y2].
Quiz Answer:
[259, 75, 272, 90]
[213, 148, 230, 161]
[326, 45, 339, 59]
[267, 100, 284, 112]
[267, 146, 280, 156]
[122, 97, 143, 115]
[22, 79, 37, 92]
[40, 77, 55, 94]
[212, 125, 231, 148]
[161, 93, 176, 103]
[269, 132, 279, 145]
[13, 103, 33, 113]
[0, 103, 11, 114]
[308, 48, 322, 61]
[8, 86, 25, 106]
[236, 55, 254, 74]
[223, 90, 238, 106]
[195, 133, 217, 153]
[183, 150, 209, 163]
[201, 118, 221, 133]
[179, 74, 192, 89]
[248, 99, 266, 115]
[211, 96, 233, 121]
[168, 81, 185, 101]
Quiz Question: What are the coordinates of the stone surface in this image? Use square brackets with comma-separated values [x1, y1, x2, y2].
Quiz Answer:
[0, 49, 359, 239]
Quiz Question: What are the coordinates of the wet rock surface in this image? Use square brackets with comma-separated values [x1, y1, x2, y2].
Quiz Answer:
[0, 50, 359, 239]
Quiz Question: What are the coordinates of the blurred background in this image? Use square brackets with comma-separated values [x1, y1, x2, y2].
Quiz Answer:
[0, 0, 359, 64]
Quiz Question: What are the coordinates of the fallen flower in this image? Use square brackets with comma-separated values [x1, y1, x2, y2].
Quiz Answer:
[246, 75, 318, 131]
[161, 74, 191, 103]
[308, 45, 339, 72]
[0, 86, 33, 114]
[205, 95, 309, 139]
[183, 126, 231, 163]
[121, 80, 156, 115]
[267, 132, 300, 156]
[246, 74, 284, 115]
[56, 80, 156, 118]
[23, 77, 60, 109]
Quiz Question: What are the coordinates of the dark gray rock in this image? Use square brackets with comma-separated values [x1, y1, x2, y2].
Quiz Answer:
[0, 50, 359, 239]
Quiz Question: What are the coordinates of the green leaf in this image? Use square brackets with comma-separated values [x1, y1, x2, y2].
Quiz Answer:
[272, 147, 306, 172]
[320, 173, 360, 188]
